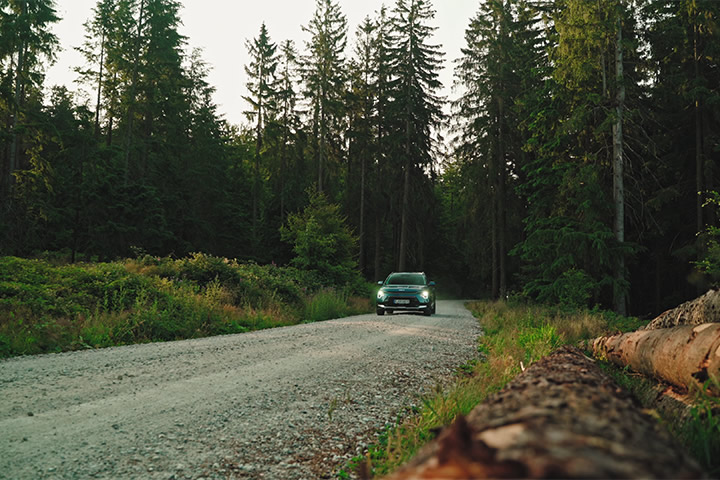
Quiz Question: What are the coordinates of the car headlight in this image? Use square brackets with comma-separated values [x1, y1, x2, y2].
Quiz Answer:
[377, 289, 385, 299]
[421, 290, 430, 299]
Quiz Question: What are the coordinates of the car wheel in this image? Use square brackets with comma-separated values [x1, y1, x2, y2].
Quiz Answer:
[424, 308, 432, 316]
[431, 302, 436, 314]
[376, 307, 384, 316]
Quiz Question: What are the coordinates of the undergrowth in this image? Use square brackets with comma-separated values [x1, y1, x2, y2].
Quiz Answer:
[345, 300, 645, 478]
[0, 253, 371, 357]
[601, 363, 720, 476]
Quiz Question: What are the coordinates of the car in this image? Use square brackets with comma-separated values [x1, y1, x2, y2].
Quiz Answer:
[376, 272, 436, 316]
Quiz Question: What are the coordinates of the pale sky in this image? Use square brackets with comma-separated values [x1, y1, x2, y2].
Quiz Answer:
[47, 0, 480, 126]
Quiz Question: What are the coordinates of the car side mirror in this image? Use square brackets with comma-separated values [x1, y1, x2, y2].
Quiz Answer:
[429, 281, 436, 287]
[377, 281, 383, 286]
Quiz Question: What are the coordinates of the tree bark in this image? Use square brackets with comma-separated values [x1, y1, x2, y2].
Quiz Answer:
[94, 32, 105, 139]
[613, 13, 626, 316]
[694, 20, 703, 236]
[589, 324, 720, 396]
[359, 150, 366, 274]
[386, 347, 703, 479]
[9, 1, 28, 187]
[497, 96, 507, 299]
[398, 107, 411, 272]
[642, 288, 720, 330]
[123, 0, 146, 185]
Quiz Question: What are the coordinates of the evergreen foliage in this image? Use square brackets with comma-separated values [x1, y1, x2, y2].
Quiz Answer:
[0, 0, 718, 315]
[281, 188, 360, 287]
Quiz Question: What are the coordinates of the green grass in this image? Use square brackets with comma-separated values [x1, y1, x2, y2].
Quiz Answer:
[601, 363, 720, 476]
[304, 289, 371, 323]
[0, 254, 372, 358]
[348, 300, 645, 478]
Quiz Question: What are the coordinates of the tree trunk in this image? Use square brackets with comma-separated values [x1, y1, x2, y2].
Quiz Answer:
[374, 213, 382, 282]
[497, 96, 507, 299]
[386, 347, 703, 479]
[318, 99, 325, 193]
[123, 0, 146, 185]
[9, 1, 27, 187]
[398, 109, 411, 272]
[94, 32, 105, 139]
[491, 188, 498, 300]
[359, 151, 366, 274]
[280, 122, 287, 225]
[590, 324, 720, 396]
[642, 288, 720, 330]
[694, 21, 703, 236]
[253, 104, 262, 247]
[398, 155, 410, 272]
[107, 72, 117, 147]
[613, 14, 626, 316]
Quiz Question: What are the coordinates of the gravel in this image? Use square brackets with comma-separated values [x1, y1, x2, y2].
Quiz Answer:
[0, 300, 481, 479]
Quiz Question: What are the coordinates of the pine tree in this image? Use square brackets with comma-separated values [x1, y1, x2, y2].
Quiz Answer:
[347, 16, 378, 275]
[0, 0, 58, 192]
[275, 40, 299, 224]
[301, 0, 347, 194]
[388, 0, 444, 272]
[641, 0, 720, 299]
[75, 0, 116, 137]
[243, 22, 278, 246]
[372, 6, 394, 281]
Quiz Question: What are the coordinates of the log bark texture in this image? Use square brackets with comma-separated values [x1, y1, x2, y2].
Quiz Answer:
[590, 323, 720, 396]
[643, 288, 720, 330]
[385, 347, 703, 479]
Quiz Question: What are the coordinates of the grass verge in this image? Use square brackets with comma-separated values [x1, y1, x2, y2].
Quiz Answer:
[0, 254, 372, 358]
[341, 300, 644, 478]
[600, 362, 720, 476]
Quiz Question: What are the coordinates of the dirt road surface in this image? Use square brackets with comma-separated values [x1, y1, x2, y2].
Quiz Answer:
[1, 300, 481, 479]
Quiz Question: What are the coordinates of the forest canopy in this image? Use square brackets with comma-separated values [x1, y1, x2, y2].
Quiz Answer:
[1, 0, 718, 316]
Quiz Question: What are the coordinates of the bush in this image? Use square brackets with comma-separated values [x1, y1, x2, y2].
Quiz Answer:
[281, 189, 363, 289]
[0, 254, 372, 357]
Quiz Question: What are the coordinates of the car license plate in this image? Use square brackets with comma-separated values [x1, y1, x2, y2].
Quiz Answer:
[395, 299, 410, 305]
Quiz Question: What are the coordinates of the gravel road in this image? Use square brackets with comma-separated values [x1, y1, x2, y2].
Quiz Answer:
[0, 300, 481, 479]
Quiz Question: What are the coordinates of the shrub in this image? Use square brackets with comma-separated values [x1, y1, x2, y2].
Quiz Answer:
[281, 189, 363, 289]
[0, 253, 371, 357]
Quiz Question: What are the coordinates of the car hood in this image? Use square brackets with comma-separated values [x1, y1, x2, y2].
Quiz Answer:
[381, 285, 426, 293]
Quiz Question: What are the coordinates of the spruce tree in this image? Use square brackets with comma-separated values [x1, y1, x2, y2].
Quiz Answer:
[0, 0, 58, 192]
[301, 0, 347, 194]
[243, 22, 278, 245]
[388, 0, 444, 271]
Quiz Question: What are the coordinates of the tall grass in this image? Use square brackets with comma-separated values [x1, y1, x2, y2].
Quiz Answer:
[303, 289, 371, 323]
[601, 363, 720, 476]
[0, 254, 372, 357]
[352, 300, 644, 478]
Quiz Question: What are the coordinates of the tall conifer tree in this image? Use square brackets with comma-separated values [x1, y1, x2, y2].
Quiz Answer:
[388, 0, 444, 271]
[301, 0, 347, 194]
[243, 22, 278, 244]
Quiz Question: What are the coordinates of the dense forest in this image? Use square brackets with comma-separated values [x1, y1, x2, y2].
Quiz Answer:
[1, 0, 718, 316]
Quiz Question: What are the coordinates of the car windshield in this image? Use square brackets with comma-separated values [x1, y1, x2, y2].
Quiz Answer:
[386, 273, 425, 286]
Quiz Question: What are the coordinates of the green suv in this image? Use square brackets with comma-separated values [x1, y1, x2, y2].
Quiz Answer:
[376, 272, 436, 316]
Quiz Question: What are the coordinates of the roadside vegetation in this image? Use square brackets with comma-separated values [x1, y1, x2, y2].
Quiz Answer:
[0, 253, 371, 358]
[601, 363, 720, 476]
[343, 301, 720, 478]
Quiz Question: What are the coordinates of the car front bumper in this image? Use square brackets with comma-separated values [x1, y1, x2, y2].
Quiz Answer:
[377, 296, 432, 311]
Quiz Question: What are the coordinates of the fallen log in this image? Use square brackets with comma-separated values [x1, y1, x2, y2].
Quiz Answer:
[385, 347, 704, 479]
[590, 323, 720, 396]
[643, 288, 720, 330]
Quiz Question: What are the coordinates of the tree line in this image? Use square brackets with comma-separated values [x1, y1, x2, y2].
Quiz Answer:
[1, 0, 718, 315]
